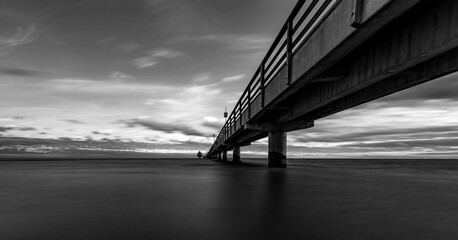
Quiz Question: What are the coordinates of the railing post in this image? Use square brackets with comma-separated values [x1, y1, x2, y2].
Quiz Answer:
[260, 64, 265, 108]
[239, 104, 242, 127]
[351, 0, 364, 28]
[287, 19, 293, 86]
[248, 86, 251, 119]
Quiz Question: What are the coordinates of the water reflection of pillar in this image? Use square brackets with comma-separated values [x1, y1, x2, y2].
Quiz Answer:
[205, 166, 268, 239]
[262, 169, 287, 238]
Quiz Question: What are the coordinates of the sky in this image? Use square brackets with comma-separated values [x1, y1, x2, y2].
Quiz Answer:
[0, 0, 457, 159]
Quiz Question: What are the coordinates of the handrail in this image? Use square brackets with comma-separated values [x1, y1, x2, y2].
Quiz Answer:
[209, 0, 338, 156]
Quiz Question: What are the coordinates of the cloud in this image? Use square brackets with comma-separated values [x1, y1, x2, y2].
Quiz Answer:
[0, 126, 35, 132]
[18, 127, 36, 131]
[0, 127, 14, 132]
[92, 131, 110, 136]
[202, 121, 223, 132]
[222, 74, 245, 83]
[142, 83, 222, 125]
[43, 78, 173, 95]
[121, 118, 204, 136]
[117, 41, 141, 52]
[202, 116, 224, 131]
[0, 25, 38, 54]
[63, 119, 85, 124]
[356, 73, 458, 106]
[1, 68, 40, 77]
[0, 135, 210, 157]
[133, 48, 184, 68]
[133, 57, 158, 68]
[182, 34, 272, 51]
[345, 138, 458, 149]
[111, 71, 136, 81]
[150, 48, 183, 58]
[143, 0, 180, 14]
[292, 125, 458, 144]
[191, 73, 211, 83]
[97, 36, 117, 44]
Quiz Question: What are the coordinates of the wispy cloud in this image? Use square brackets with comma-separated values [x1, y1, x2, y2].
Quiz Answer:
[43, 78, 173, 95]
[133, 48, 184, 68]
[222, 74, 245, 83]
[191, 73, 211, 83]
[142, 83, 222, 122]
[181, 34, 272, 51]
[92, 131, 110, 136]
[18, 127, 36, 131]
[202, 116, 224, 131]
[117, 41, 141, 52]
[143, 0, 180, 14]
[133, 57, 158, 68]
[62, 119, 85, 124]
[0, 127, 14, 132]
[373, 72, 458, 102]
[0, 25, 38, 54]
[150, 48, 183, 59]
[0, 126, 36, 132]
[1, 68, 40, 77]
[97, 36, 117, 44]
[111, 71, 136, 81]
[121, 118, 204, 136]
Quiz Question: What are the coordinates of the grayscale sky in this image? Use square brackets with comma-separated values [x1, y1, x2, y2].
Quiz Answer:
[1, 0, 457, 158]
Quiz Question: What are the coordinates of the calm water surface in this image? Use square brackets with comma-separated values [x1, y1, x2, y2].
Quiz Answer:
[1, 159, 458, 240]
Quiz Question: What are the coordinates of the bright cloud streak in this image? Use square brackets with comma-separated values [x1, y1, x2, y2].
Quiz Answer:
[133, 48, 184, 68]
[222, 74, 245, 82]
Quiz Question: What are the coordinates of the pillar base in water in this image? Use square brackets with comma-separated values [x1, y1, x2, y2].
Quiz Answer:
[268, 131, 287, 168]
[233, 146, 241, 162]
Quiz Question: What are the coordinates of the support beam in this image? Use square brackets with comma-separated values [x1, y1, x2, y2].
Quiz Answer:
[217, 153, 222, 161]
[222, 151, 227, 161]
[233, 146, 241, 163]
[245, 120, 314, 132]
[268, 131, 287, 168]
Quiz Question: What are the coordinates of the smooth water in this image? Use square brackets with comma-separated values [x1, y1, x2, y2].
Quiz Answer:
[1, 159, 457, 240]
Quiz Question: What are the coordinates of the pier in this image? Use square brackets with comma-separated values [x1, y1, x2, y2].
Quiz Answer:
[208, 0, 458, 166]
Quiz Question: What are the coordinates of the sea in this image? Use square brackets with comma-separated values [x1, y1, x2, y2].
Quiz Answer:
[1, 158, 457, 240]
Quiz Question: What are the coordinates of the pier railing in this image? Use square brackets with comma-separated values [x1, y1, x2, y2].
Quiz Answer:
[209, 0, 338, 155]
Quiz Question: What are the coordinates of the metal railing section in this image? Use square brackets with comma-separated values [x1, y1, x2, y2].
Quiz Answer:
[209, 0, 338, 155]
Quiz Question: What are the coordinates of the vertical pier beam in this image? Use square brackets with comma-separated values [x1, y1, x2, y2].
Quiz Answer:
[233, 146, 241, 162]
[268, 131, 287, 168]
[217, 153, 222, 161]
[222, 150, 227, 161]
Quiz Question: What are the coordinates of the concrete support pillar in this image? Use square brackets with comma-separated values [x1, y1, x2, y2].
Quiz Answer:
[222, 151, 227, 161]
[217, 153, 222, 161]
[233, 146, 241, 162]
[268, 131, 287, 168]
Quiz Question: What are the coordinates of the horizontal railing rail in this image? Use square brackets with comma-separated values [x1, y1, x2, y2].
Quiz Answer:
[209, 0, 338, 156]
